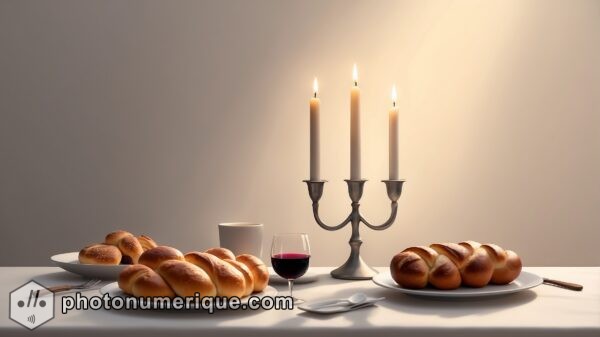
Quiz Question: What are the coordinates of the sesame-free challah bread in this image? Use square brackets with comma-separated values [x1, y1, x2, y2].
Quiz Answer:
[119, 247, 269, 298]
[390, 241, 522, 290]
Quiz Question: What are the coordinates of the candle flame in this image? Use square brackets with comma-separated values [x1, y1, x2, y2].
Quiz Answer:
[391, 85, 397, 107]
[352, 63, 358, 85]
[313, 78, 319, 97]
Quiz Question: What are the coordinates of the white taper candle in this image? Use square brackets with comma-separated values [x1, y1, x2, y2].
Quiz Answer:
[389, 85, 399, 180]
[350, 64, 361, 180]
[310, 78, 320, 181]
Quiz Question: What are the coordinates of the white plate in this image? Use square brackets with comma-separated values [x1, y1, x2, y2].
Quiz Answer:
[51, 252, 128, 280]
[372, 270, 543, 298]
[100, 282, 278, 310]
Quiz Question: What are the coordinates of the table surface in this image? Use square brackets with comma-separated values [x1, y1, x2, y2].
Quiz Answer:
[0, 266, 598, 337]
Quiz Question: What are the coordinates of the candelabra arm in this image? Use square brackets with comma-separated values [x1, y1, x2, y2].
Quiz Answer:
[312, 203, 352, 231]
[360, 201, 398, 230]
[359, 180, 405, 230]
[304, 180, 351, 231]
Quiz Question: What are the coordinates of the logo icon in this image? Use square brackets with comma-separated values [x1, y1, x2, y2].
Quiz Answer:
[9, 281, 54, 330]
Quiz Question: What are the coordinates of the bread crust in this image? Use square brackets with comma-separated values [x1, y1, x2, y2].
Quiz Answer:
[139, 246, 184, 270]
[104, 230, 134, 246]
[205, 247, 236, 261]
[155, 260, 216, 297]
[390, 251, 428, 289]
[119, 264, 175, 297]
[79, 244, 122, 265]
[137, 235, 158, 251]
[117, 235, 144, 264]
[224, 259, 254, 296]
[236, 254, 269, 293]
[119, 264, 152, 294]
[184, 252, 246, 297]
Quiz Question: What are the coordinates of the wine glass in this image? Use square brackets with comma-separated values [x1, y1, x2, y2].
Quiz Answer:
[271, 233, 310, 303]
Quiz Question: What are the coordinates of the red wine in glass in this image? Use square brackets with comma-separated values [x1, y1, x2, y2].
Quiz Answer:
[271, 233, 310, 303]
[271, 253, 310, 280]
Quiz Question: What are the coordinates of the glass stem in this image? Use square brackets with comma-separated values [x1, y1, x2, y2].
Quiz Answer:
[288, 279, 294, 299]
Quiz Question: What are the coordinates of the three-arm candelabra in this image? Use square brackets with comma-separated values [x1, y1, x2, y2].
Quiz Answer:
[304, 179, 405, 280]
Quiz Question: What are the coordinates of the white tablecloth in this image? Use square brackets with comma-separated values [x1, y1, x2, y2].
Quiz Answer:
[0, 267, 598, 337]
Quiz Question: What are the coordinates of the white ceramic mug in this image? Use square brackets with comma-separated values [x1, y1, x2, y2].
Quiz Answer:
[218, 222, 264, 258]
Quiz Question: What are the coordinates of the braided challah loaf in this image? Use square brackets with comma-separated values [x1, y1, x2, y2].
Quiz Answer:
[119, 247, 269, 298]
[79, 230, 158, 265]
[390, 241, 522, 289]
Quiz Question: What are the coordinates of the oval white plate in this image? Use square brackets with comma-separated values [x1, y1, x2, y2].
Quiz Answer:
[372, 270, 543, 298]
[100, 282, 278, 310]
[51, 252, 128, 280]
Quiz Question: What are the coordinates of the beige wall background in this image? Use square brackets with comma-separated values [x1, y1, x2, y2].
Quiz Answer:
[1, 0, 599, 266]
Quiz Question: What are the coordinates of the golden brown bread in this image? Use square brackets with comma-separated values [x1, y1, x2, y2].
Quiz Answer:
[119, 264, 152, 294]
[224, 259, 254, 296]
[431, 242, 494, 287]
[104, 230, 133, 245]
[119, 248, 269, 298]
[184, 252, 246, 297]
[390, 251, 428, 289]
[119, 264, 175, 297]
[480, 243, 523, 284]
[116, 235, 144, 264]
[139, 246, 184, 270]
[391, 246, 461, 290]
[105, 230, 138, 264]
[79, 230, 159, 265]
[236, 254, 269, 293]
[155, 260, 216, 297]
[205, 247, 236, 260]
[138, 235, 158, 251]
[79, 244, 122, 265]
[391, 241, 522, 289]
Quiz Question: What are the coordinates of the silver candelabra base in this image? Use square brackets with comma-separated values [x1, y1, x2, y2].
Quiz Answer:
[303, 179, 405, 280]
